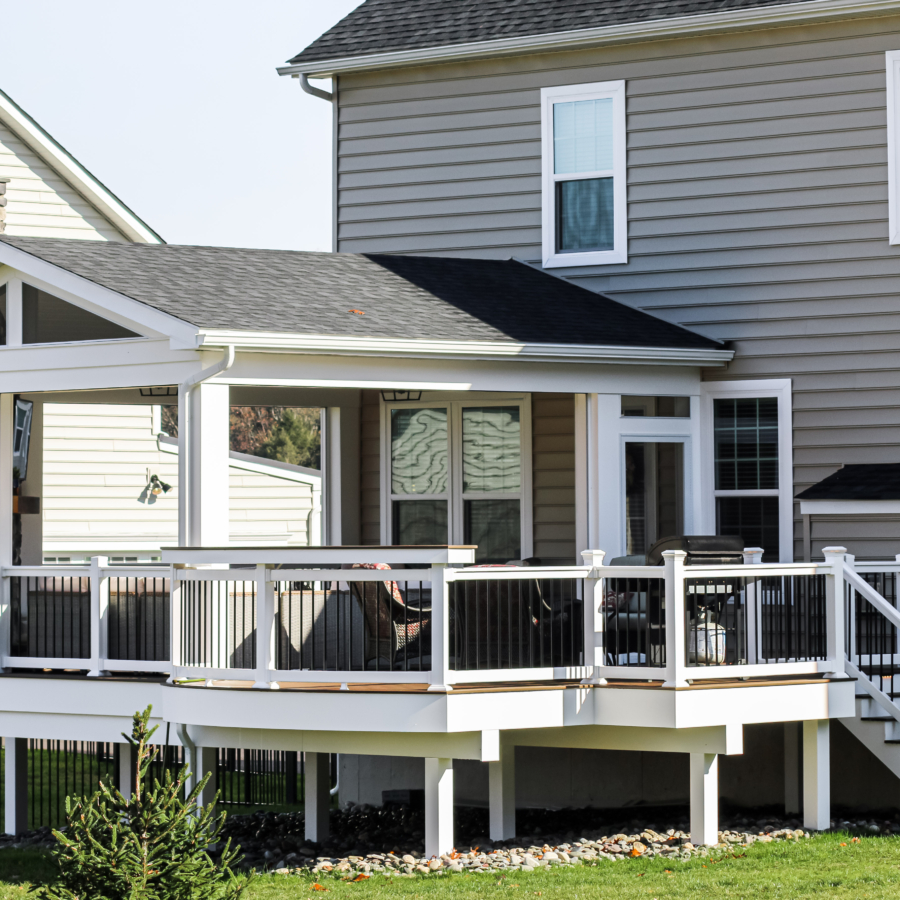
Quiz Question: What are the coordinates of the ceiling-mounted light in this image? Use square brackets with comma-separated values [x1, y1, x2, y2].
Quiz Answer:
[380, 391, 423, 402]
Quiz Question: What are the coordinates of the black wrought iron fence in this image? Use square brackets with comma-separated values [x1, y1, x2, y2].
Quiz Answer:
[179, 579, 256, 669]
[848, 572, 899, 685]
[10, 576, 91, 660]
[107, 576, 169, 662]
[449, 577, 584, 671]
[758, 574, 827, 662]
[602, 577, 665, 668]
[216, 750, 337, 808]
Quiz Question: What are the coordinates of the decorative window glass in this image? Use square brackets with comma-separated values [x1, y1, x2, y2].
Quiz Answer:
[541, 81, 627, 268]
[385, 400, 530, 563]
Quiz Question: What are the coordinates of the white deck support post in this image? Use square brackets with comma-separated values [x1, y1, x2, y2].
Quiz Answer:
[0, 395, 14, 671]
[88, 555, 109, 677]
[428, 564, 451, 692]
[253, 565, 278, 690]
[305, 752, 331, 843]
[784, 722, 801, 815]
[425, 757, 454, 857]
[663, 550, 689, 687]
[742, 548, 763, 664]
[489, 742, 516, 841]
[197, 747, 218, 808]
[169, 566, 182, 683]
[803, 719, 830, 831]
[690, 752, 719, 846]
[822, 547, 848, 677]
[5, 737, 27, 835]
[118, 740, 135, 798]
[581, 550, 606, 684]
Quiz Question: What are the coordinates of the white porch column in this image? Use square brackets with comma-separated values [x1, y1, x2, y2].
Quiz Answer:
[305, 752, 331, 843]
[802, 719, 830, 831]
[489, 743, 516, 841]
[784, 722, 801, 815]
[425, 757, 454, 857]
[689, 752, 719, 846]
[118, 741, 134, 798]
[178, 381, 230, 547]
[197, 747, 218, 809]
[0, 395, 14, 668]
[5, 737, 27, 835]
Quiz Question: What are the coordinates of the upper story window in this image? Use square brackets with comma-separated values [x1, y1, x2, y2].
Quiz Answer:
[541, 80, 627, 268]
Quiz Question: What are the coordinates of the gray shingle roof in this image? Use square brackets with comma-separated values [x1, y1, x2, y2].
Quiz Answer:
[288, 0, 812, 66]
[796, 465, 900, 501]
[0, 236, 720, 350]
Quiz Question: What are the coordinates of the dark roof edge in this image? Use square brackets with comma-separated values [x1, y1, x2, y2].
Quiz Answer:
[280, 0, 900, 74]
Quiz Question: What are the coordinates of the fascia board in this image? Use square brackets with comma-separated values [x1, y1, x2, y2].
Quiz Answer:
[0, 89, 163, 245]
[799, 499, 900, 514]
[0, 243, 200, 348]
[278, 0, 900, 77]
[198, 330, 733, 366]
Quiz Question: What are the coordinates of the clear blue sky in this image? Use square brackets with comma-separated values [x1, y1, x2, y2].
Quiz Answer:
[0, 0, 360, 250]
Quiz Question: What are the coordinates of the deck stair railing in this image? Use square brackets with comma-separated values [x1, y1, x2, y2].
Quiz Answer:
[0, 544, 887, 689]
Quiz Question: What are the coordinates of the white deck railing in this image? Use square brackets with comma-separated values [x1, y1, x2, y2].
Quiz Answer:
[0, 545, 865, 689]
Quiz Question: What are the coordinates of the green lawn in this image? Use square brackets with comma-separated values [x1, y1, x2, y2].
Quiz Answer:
[1, 833, 900, 900]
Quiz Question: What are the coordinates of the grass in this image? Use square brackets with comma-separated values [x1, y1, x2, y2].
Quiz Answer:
[1, 833, 900, 899]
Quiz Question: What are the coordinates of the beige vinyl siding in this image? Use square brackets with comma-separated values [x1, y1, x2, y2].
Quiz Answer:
[336, 15, 900, 560]
[43, 403, 318, 554]
[0, 120, 127, 241]
[356, 392, 576, 559]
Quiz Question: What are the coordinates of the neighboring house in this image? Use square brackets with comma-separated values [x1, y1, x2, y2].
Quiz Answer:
[41, 403, 321, 563]
[4, 0, 900, 855]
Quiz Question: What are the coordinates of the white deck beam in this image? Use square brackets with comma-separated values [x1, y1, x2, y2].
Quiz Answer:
[690, 752, 719, 846]
[803, 719, 830, 830]
[305, 752, 331, 842]
[425, 757, 454, 857]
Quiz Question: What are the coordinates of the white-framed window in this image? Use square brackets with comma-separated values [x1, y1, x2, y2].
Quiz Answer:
[700, 379, 793, 562]
[380, 396, 532, 563]
[887, 50, 900, 244]
[541, 80, 627, 268]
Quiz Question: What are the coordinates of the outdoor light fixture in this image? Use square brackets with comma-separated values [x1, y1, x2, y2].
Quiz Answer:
[139, 386, 178, 397]
[380, 391, 423, 402]
[149, 475, 172, 495]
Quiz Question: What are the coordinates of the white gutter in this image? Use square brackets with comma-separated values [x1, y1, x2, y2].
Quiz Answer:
[294, 73, 333, 102]
[277, 0, 900, 77]
[177, 346, 236, 545]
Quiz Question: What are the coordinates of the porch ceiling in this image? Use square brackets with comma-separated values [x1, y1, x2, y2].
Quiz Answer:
[0, 236, 723, 352]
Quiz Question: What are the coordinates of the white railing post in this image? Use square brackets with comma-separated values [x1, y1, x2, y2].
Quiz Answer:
[168, 566, 181, 683]
[581, 550, 606, 684]
[742, 547, 763, 664]
[662, 550, 689, 688]
[822, 546, 848, 678]
[428, 563, 452, 692]
[88, 555, 109, 677]
[253, 564, 278, 690]
[0, 567, 10, 672]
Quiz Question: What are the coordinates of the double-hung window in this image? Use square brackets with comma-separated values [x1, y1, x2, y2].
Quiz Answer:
[383, 399, 531, 563]
[541, 80, 627, 267]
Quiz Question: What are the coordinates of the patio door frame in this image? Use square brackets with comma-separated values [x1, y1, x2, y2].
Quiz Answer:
[379, 392, 533, 558]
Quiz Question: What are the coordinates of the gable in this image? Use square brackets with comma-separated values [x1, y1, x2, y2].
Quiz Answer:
[0, 118, 129, 242]
[21, 283, 140, 343]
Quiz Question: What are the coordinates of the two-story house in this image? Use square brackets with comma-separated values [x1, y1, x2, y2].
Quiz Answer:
[2, 0, 900, 855]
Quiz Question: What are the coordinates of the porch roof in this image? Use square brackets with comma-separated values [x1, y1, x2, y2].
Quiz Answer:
[796, 464, 900, 501]
[0, 236, 721, 351]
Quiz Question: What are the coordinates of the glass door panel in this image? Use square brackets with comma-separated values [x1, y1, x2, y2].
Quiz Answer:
[625, 442, 684, 555]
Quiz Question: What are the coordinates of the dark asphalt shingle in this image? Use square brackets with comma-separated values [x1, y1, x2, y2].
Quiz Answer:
[796, 465, 900, 501]
[288, 0, 813, 66]
[0, 236, 720, 349]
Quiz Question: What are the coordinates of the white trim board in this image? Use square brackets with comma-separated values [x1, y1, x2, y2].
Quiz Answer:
[887, 49, 900, 245]
[278, 0, 900, 77]
[799, 500, 900, 515]
[0, 88, 161, 245]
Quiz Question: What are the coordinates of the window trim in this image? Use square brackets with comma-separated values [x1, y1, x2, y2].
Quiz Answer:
[887, 50, 900, 244]
[379, 395, 533, 558]
[700, 379, 793, 562]
[541, 80, 627, 268]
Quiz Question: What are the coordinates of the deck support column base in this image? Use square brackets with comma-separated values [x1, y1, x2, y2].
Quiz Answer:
[690, 752, 719, 846]
[425, 757, 454, 857]
[803, 719, 830, 831]
[305, 752, 331, 843]
[5, 737, 27, 835]
[489, 744, 515, 841]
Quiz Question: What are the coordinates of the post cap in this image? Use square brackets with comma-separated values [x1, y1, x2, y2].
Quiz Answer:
[661, 549, 687, 559]
[581, 549, 607, 566]
[822, 546, 848, 560]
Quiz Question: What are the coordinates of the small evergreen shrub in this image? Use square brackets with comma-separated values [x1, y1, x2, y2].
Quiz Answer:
[38, 705, 250, 900]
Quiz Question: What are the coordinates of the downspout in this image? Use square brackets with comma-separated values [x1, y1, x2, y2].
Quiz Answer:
[178, 346, 236, 546]
[174, 723, 198, 798]
[296, 73, 333, 102]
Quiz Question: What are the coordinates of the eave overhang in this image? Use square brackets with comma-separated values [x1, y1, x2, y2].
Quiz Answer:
[278, 0, 900, 78]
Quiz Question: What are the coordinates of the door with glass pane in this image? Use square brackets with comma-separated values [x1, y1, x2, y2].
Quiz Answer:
[386, 400, 529, 563]
[624, 442, 685, 555]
